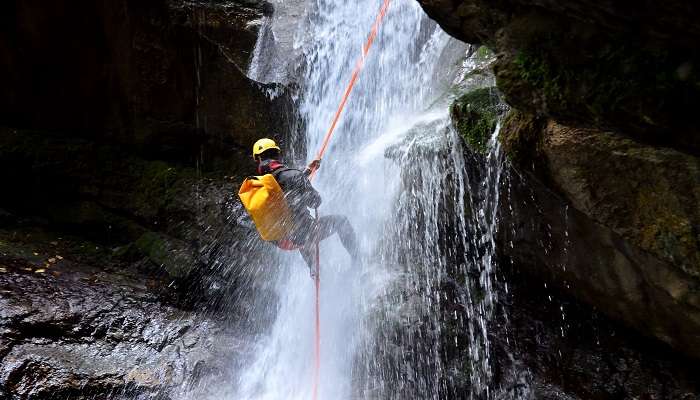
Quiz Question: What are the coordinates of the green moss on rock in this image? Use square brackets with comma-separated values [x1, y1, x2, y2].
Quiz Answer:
[505, 112, 700, 277]
[131, 160, 197, 219]
[475, 45, 494, 61]
[499, 109, 556, 189]
[636, 182, 700, 275]
[450, 87, 502, 153]
[495, 28, 700, 152]
[135, 231, 196, 279]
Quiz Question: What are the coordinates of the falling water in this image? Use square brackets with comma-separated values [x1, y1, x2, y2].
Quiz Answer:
[235, 0, 508, 399]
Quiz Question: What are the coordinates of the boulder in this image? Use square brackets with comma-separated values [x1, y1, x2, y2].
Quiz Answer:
[499, 112, 700, 276]
[498, 148, 700, 358]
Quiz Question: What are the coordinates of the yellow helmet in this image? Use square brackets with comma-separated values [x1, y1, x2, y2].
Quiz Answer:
[252, 138, 281, 160]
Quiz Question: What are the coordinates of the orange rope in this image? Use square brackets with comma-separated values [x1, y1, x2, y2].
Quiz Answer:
[310, 1, 391, 399]
[308, 0, 392, 180]
[312, 208, 321, 400]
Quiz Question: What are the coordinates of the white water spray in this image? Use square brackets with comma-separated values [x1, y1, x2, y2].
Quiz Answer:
[236, 1, 507, 399]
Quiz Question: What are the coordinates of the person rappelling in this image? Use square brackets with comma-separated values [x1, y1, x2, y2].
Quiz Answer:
[239, 1, 389, 397]
[239, 138, 361, 277]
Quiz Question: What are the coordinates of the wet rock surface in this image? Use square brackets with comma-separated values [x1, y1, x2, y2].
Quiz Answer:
[0, 0, 290, 158]
[492, 273, 700, 400]
[360, 212, 700, 399]
[436, 0, 700, 362]
[444, 75, 700, 395]
[0, 255, 242, 400]
[248, 0, 311, 84]
[0, 126, 270, 302]
[497, 112, 700, 358]
[540, 120, 699, 275]
[417, 0, 700, 154]
[450, 87, 503, 154]
[0, 0, 291, 287]
[0, 1, 284, 396]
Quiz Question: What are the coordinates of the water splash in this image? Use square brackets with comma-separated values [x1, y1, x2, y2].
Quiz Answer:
[235, 1, 510, 399]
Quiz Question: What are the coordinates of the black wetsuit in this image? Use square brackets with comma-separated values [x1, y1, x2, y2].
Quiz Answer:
[257, 159, 360, 268]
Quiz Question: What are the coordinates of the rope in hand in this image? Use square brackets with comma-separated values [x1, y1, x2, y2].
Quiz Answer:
[309, 1, 391, 399]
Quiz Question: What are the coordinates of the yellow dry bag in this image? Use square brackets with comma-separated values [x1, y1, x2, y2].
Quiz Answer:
[238, 174, 294, 241]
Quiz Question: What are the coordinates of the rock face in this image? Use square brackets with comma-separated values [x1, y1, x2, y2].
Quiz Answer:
[0, 0, 289, 160]
[0, 1, 288, 397]
[499, 130, 700, 357]
[491, 273, 700, 400]
[0, 213, 278, 399]
[514, 117, 700, 275]
[417, 0, 700, 154]
[0, 256, 242, 400]
[425, 0, 700, 361]
[0, 0, 293, 286]
[494, 81, 700, 360]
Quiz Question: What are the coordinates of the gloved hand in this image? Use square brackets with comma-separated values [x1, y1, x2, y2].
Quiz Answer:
[307, 158, 321, 171]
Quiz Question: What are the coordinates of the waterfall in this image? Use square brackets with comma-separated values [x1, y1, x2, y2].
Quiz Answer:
[233, 0, 508, 399]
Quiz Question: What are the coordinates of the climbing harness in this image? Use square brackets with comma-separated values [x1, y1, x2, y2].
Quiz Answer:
[309, 1, 391, 399]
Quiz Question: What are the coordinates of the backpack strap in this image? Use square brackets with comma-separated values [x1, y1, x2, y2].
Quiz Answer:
[271, 166, 288, 177]
[245, 166, 286, 181]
